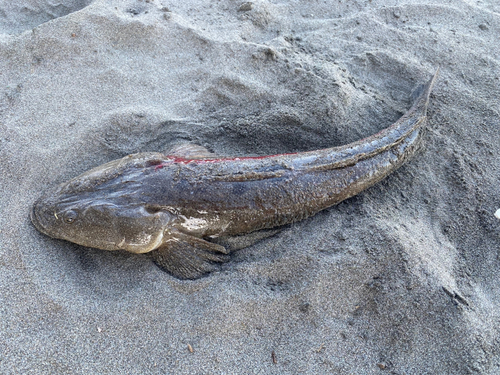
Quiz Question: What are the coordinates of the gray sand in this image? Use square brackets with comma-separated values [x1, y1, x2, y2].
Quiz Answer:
[1, 0, 500, 373]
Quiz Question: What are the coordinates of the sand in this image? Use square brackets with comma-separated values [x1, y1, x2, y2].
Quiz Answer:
[1, 0, 499, 373]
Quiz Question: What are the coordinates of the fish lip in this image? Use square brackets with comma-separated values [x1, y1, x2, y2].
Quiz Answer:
[30, 198, 51, 236]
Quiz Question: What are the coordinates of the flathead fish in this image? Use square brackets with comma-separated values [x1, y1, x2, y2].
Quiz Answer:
[31, 71, 438, 279]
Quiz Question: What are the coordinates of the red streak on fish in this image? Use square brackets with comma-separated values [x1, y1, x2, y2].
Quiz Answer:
[153, 152, 299, 170]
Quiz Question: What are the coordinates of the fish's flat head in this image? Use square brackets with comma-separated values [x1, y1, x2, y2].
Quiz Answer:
[31, 153, 173, 253]
[30, 185, 120, 250]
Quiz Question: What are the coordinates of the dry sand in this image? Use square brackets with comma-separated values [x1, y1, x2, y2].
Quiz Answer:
[1, 0, 499, 373]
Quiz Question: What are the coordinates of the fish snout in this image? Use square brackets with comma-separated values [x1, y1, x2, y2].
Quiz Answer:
[30, 197, 57, 237]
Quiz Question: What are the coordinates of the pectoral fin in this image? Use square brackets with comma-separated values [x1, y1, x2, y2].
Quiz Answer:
[151, 232, 230, 279]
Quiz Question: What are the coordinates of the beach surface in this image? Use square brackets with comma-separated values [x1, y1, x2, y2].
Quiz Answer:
[1, 0, 499, 373]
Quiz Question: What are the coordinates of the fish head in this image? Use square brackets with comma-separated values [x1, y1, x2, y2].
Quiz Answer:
[31, 153, 174, 254]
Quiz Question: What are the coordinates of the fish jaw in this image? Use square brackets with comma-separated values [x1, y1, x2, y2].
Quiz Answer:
[30, 185, 73, 240]
[31, 196, 57, 238]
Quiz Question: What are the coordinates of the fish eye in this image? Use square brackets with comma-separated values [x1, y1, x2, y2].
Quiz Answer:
[63, 210, 78, 224]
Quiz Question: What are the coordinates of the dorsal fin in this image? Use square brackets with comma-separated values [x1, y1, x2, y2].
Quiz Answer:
[165, 143, 216, 159]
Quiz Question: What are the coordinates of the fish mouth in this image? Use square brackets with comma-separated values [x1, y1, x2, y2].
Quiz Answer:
[30, 198, 51, 236]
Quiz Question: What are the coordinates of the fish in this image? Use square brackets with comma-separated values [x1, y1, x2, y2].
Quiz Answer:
[31, 70, 438, 279]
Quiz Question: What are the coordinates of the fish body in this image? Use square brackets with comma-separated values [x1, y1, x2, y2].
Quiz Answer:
[31, 71, 438, 279]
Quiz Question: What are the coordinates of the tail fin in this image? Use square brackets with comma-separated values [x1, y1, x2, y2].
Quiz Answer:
[410, 67, 439, 116]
